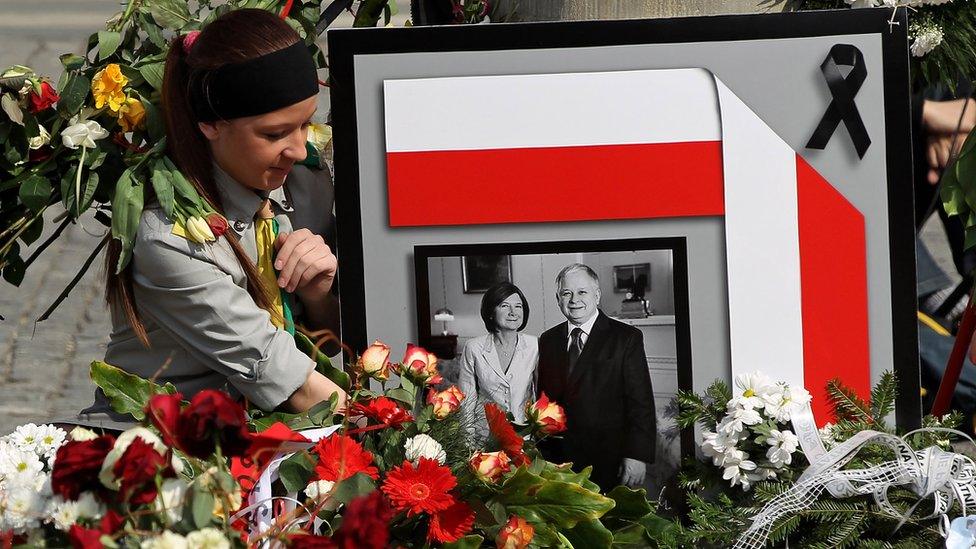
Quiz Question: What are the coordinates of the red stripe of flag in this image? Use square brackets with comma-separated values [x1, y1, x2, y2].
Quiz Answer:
[385, 141, 725, 226]
[796, 156, 871, 424]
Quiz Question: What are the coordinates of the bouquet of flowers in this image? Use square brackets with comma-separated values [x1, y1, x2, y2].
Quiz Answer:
[0, 341, 670, 548]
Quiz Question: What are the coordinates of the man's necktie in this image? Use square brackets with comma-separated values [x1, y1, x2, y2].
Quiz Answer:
[568, 327, 583, 375]
[254, 199, 295, 334]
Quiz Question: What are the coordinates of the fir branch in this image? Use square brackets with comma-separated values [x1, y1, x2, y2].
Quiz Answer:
[870, 371, 898, 422]
[827, 378, 874, 424]
[766, 514, 801, 544]
[804, 512, 868, 549]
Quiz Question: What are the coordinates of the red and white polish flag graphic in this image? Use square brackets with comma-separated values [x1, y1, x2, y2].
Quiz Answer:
[383, 68, 870, 422]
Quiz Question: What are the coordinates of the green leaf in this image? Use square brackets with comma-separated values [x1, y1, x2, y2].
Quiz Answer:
[295, 330, 351, 391]
[61, 167, 99, 217]
[191, 489, 215, 529]
[443, 535, 484, 549]
[278, 452, 316, 493]
[539, 462, 601, 493]
[150, 161, 176, 219]
[308, 393, 339, 425]
[331, 472, 376, 504]
[143, 0, 192, 29]
[88, 360, 176, 421]
[2, 254, 26, 286]
[18, 175, 52, 213]
[59, 54, 85, 71]
[139, 13, 167, 48]
[111, 168, 144, 273]
[494, 468, 615, 529]
[139, 62, 165, 92]
[250, 411, 316, 432]
[143, 100, 165, 142]
[20, 215, 43, 246]
[97, 31, 122, 61]
[386, 387, 414, 406]
[604, 486, 652, 522]
[57, 74, 91, 118]
[564, 519, 613, 548]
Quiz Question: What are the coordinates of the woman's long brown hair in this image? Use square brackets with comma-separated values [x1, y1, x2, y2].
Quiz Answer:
[105, 9, 298, 346]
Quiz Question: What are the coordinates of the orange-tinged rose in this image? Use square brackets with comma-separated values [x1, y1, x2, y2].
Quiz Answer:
[400, 344, 439, 384]
[91, 64, 128, 112]
[497, 515, 534, 549]
[427, 386, 464, 419]
[526, 392, 567, 435]
[358, 340, 391, 380]
[469, 451, 511, 483]
[117, 96, 145, 132]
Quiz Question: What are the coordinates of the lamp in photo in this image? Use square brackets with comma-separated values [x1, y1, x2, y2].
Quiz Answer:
[433, 307, 455, 335]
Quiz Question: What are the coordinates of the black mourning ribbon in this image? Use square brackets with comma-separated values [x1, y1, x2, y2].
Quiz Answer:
[806, 44, 871, 159]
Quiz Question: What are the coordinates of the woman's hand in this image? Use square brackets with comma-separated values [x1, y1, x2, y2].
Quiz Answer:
[285, 370, 347, 413]
[274, 228, 336, 301]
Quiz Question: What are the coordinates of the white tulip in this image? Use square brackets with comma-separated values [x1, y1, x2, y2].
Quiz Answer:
[2, 93, 23, 126]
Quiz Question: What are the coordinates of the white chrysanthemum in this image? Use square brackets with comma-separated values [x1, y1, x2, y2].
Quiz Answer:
[156, 478, 189, 526]
[763, 384, 812, 423]
[717, 407, 762, 439]
[185, 527, 230, 549]
[33, 424, 67, 459]
[0, 443, 44, 485]
[100, 427, 182, 489]
[721, 449, 757, 490]
[0, 483, 43, 533]
[69, 426, 99, 442]
[46, 496, 80, 531]
[701, 430, 737, 466]
[304, 479, 335, 502]
[766, 429, 800, 467]
[404, 434, 447, 465]
[819, 422, 837, 449]
[729, 372, 774, 410]
[141, 531, 189, 549]
[845, 0, 883, 8]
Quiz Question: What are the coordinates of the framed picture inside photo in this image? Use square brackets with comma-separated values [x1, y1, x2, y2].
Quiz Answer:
[328, 8, 919, 430]
[613, 263, 651, 294]
[461, 255, 512, 293]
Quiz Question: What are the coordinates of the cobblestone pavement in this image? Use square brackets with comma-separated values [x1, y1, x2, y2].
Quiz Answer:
[0, 2, 959, 435]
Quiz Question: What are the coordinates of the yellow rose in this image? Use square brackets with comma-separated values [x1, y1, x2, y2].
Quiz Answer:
[496, 515, 534, 549]
[117, 96, 145, 132]
[469, 450, 511, 483]
[358, 340, 391, 380]
[91, 63, 128, 112]
[427, 386, 465, 419]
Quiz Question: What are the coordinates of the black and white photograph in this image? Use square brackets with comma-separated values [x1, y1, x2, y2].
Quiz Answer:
[416, 238, 692, 494]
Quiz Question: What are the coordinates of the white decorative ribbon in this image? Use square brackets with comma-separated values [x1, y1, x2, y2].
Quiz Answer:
[232, 425, 341, 545]
[735, 404, 976, 549]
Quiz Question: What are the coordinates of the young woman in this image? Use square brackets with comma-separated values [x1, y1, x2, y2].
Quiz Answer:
[78, 9, 346, 427]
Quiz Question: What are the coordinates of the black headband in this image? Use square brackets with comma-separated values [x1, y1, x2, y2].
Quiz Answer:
[189, 41, 318, 122]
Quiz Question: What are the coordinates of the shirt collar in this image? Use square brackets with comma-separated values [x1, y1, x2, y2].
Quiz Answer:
[212, 163, 295, 234]
[568, 311, 599, 337]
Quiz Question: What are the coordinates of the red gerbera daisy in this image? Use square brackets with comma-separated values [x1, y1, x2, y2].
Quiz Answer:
[381, 458, 457, 516]
[349, 396, 413, 429]
[428, 499, 475, 543]
[485, 403, 528, 466]
[313, 433, 379, 482]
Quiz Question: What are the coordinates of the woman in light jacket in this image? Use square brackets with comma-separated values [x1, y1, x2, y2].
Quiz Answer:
[458, 282, 539, 434]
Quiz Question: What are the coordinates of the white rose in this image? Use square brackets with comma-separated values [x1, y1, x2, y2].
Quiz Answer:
[61, 119, 108, 149]
[156, 478, 189, 525]
[404, 434, 447, 465]
[304, 479, 335, 502]
[141, 531, 188, 549]
[69, 427, 99, 442]
[28, 124, 51, 150]
[185, 527, 230, 549]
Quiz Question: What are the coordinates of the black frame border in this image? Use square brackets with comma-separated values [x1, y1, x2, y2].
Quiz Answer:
[328, 8, 919, 428]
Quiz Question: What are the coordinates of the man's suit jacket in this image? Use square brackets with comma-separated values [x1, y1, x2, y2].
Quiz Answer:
[536, 311, 655, 491]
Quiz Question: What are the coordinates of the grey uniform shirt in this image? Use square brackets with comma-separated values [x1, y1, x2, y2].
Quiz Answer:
[79, 163, 336, 426]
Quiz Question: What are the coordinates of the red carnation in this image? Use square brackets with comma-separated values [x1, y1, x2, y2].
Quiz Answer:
[176, 389, 251, 458]
[486, 403, 528, 466]
[329, 490, 392, 548]
[146, 392, 183, 448]
[428, 499, 475, 543]
[68, 510, 123, 549]
[381, 457, 456, 516]
[28, 81, 58, 113]
[51, 435, 115, 500]
[113, 438, 173, 505]
[206, 213, 229, 238]
[313, 433, 378, 482]
[349, 396, 413, 429]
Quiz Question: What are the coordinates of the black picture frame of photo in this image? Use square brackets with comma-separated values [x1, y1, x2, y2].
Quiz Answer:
[328, 8, 919, 428]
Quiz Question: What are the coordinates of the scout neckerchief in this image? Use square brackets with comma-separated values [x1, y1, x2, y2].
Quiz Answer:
[254, 198, 295, 335]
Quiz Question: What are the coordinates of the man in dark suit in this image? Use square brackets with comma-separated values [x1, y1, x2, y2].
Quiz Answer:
[537, 263, 655, 492]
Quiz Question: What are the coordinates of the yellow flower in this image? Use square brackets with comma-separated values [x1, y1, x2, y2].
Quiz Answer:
[117, 96, 145, 132]
[91, 64, 128, 112]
